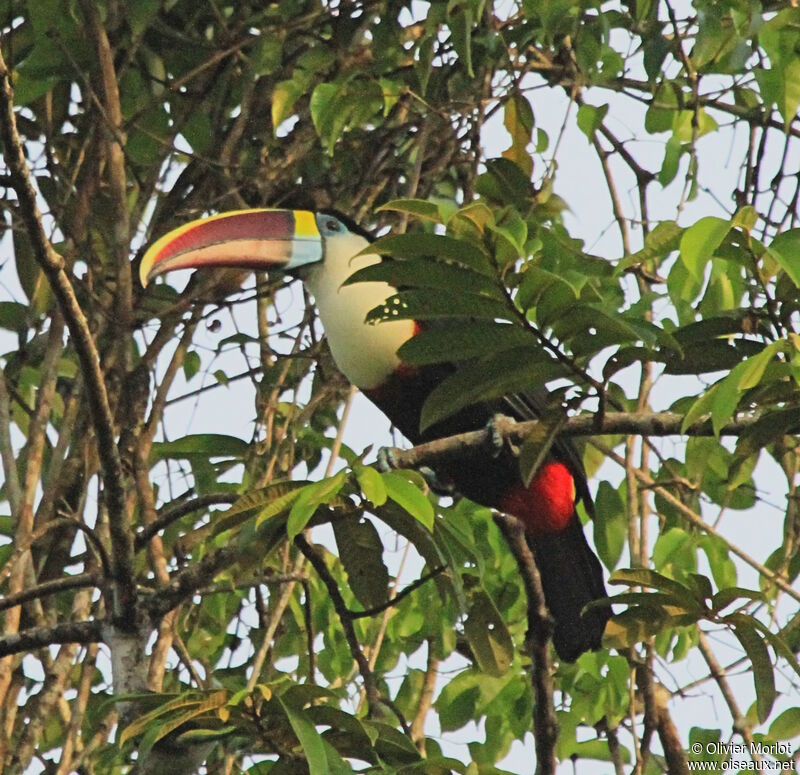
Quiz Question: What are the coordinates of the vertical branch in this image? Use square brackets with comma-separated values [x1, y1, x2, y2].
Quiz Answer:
[0, 371, 21, 516]
[410, 640, 439, 753]
[294, 534, 381, 714]
[0, 46, 135, 623]
[56, 643, 98, 775]
[697, 632, 757, 749]
[654, 684, 690, 775]
[78, 0, 132, 336]
[493, 514, 557, 775]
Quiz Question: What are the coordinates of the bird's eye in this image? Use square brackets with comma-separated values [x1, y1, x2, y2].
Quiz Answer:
[325, 218, 341, 232]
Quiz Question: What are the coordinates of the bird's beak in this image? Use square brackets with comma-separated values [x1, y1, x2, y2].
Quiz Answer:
[139, 209, 323, 287]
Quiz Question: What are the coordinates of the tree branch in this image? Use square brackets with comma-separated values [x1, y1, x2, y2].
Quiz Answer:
[0, 573, 102, 614]
[294, 534, 381, 715]
[410, 640, 439, 752]
[0, 371, 21, 516]
[146, 545, 240, 620]
[79, 0, 132, 333]
[383, 411, 767, 473]
[654, 683, 689, 775]
[350, 566, 445, 619]
[493, 514, 557, 775]
[0, 620, 103, 658]
[134, 494, 239, 550]
[0, 46, 136, 623]
[595, 440, 800, 605]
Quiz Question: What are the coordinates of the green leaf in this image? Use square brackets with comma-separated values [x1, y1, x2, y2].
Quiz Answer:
[680, 216, 731, 280]
[0, 301, 31, 332]
[463, 591, 514, 677]
[271, 78, 306, 129]
[414, 35, 434, 96]
[593, 482, 627, 571]
[365, 289, 512, 325]
[378, 76, 403, 116]
[183, 351, 201, 381]
[576, 102, 609, 140]
[732, 206, 758, 232]
[658, 136, 683, 186]
[711, 341, 784, 435]
[279, 699, 330, 775]
[208, 481, 306, 535]
[373, 501, 447, 577]
[681, 382, 719, 433]
[736, 340, 785, 390]
[128, 0, 160, 36]
[609, 568, 696, 601]
[365, 233, 492, 274]
[419, 347, 565, 432]
[768, 707, 800, 741]
[150, 434, 248, 462]
[516, 265, 580, 315]
[502, 94, 534, 176]
[711, 586, 765, 613]
[767, 228, 800, 288]
[552, 305, 647, 356]
[345, 257, 502, 299]
[779, 59, 800, 128]
[397, 321, 531, 366]
[376, 199, 442, 223]
[477, 158, 534, 207]
[730, 622, 775, 723]
[616, 221, 684, 273]
[354, 466, 387, 506]
[447, 3, 474, 76]
[333, 516, 390, 610]
[286, 472, 346, 539]
[381, 472, 434, 530]
[310, 79, 383, 153]
[231, 482, 306, 520]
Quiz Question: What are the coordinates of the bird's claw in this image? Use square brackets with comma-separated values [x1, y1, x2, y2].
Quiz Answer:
[419, 466, 455, 497]
[486, 414, 517, 458]
[376, 446, 398, 472]
[377, 449, 454, 496]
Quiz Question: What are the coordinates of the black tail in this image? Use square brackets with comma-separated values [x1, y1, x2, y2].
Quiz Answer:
[527, 516, 611, 662]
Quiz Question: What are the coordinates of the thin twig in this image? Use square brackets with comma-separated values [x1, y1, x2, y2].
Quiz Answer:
[595, 441, 800, 604]
[294, 534, 380, 714]
[350, 566, 446, 619]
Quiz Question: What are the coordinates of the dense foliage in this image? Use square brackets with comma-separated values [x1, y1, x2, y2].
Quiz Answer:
[0, 0, 799, 773]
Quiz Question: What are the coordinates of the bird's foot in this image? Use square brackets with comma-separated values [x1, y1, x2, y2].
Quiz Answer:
[376, 446, 398, 472]
[377, 448, 454, 496]
[419, 466, 456, 497]
[486, 414, 517, 457]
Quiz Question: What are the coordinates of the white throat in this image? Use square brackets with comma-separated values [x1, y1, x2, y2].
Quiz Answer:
[303, 234, 415, 390]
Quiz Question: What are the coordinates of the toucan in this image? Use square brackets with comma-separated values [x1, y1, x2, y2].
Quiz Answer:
[140, 208, 612, 661]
